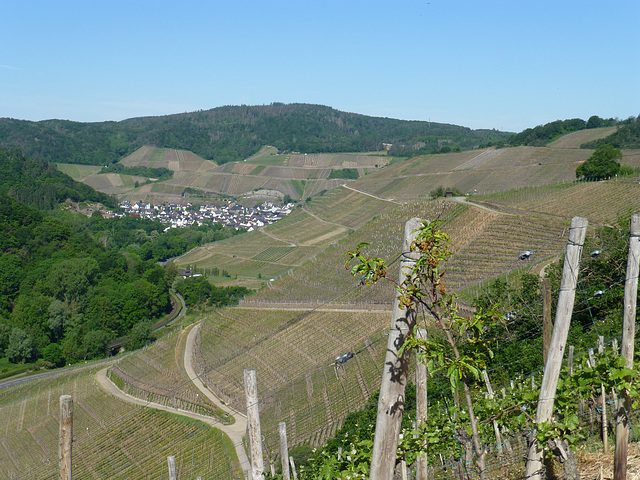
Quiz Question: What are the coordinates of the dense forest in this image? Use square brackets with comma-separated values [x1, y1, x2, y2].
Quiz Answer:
[0, 193, 247, 367]
[0, 148, 116, 210]
[0, 104, 512, 165]
[0, 147, 248, 367]
[0, 193, 169, 365]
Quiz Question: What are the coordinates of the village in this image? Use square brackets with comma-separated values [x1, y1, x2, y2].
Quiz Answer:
[113, 200, 295, 231]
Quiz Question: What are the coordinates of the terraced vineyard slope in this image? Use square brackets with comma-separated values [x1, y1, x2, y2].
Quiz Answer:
[0, 367, 239, 479]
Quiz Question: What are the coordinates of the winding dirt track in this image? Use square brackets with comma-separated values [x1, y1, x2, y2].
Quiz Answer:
[95, 322, 250, 475]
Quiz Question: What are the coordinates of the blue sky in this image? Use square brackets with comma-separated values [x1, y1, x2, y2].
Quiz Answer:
[1, 0, 638, 132]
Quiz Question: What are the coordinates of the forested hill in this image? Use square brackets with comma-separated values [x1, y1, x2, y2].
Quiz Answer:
[508, 115, 638, 147]
[582, 115, 640, 149]
[0, 148, 116, 210]
[0, 103, 511, 165]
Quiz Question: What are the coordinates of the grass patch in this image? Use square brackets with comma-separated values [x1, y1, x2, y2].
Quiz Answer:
[290, 179, 306, 197]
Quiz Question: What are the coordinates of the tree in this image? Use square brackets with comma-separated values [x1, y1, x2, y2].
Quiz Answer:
[42, 342, 64, 367]
[124, 320, 155, 351]
[6, 327, 33, 363]
[83, 329, 110, 359]
[346, 219, 502, 479]
[576, 144, 622, 180]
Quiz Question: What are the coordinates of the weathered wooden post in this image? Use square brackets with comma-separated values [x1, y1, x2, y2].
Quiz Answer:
[614, 214, 640, 480]
[289, 456, 298, 480]
[370, 217, 422, 480]
[59, 395, 73, 480]
[244, 368, 265, 480]
[568, 345, 574, 376]
[525, 216, 588, 480]
[168, 455, 177, 480]
[416, 328, 429, 480]
[482, 370, 504, 458]
[279, 422, 291, 480]
[542, 278, 552, 365]
[602, 384, 608, 452]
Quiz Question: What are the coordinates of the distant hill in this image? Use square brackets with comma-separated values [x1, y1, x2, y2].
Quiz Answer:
[0, 103, 512, 165]
[581, 115, 640, 149]
[508, 116, 620, 147]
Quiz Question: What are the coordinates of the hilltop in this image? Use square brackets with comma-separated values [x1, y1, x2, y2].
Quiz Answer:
[0, 103, 512, 166]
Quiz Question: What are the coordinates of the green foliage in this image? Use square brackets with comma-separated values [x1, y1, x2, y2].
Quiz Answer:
[429, 185, 463, 199]
[582, 115, 640, 149]
[124, 320, 156, 351]
[0, 104, 512, 165]
[83, 329, 110, 359]
[88, 214, 243, 261]
[347, 219, 503, 476]
[510, 117, 617, 147]
[0, 148, 116, 209]
[174, 276, 251, 308]
[0, 191, 183, 364]
[6, 327, 33, 363]
[576, 144, 622, 180]
[327, 168, 359, 180]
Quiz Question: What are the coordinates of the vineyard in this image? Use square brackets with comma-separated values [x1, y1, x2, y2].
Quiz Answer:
[105, 328, 227, 421]
[4, 128, 640, 479]
[474, 178, 640, 225]
[287, 153, 389, 169]
[193, 308, 391, 449]
[0, 368, 239, 479]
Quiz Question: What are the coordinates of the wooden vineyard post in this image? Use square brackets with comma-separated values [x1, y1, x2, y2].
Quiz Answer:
[289, 456, 298, 480]
[279, 422, 291, 480]
[59, 395, 72, 480]
[416, 328, 428, 480]
[542, 278, 552, 366]
[244, 368, 265, 480]
[614, 214, 640, 480]
[168, 455, 177, 480]
[482, 370, 504, 458]
[568, 345, 574, 376]
[602, 384, 608, 452]
[525, 216, 588, 480]
[369, 217, 422, 480]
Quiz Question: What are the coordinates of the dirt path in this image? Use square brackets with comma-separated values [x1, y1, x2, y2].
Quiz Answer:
[183, 322, 250, 473]
[341, 184, 404, 205]
[446, 195, 516, 216]
[95, 322, 251, 475]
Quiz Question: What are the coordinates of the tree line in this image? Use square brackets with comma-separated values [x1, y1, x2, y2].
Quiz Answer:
[508, 115, 638, 148]
[0, 103, 512, 165]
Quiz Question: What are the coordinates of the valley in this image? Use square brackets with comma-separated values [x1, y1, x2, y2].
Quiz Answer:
[2, 117, 640, 479]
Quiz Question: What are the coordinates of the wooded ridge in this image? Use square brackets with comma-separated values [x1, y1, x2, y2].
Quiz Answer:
[0, 103, 512, 165]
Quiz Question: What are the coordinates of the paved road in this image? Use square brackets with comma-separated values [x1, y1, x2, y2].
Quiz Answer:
[0, 357, 116, 391]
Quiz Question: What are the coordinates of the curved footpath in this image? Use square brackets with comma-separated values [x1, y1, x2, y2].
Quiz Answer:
[96, 321, 250, 475]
